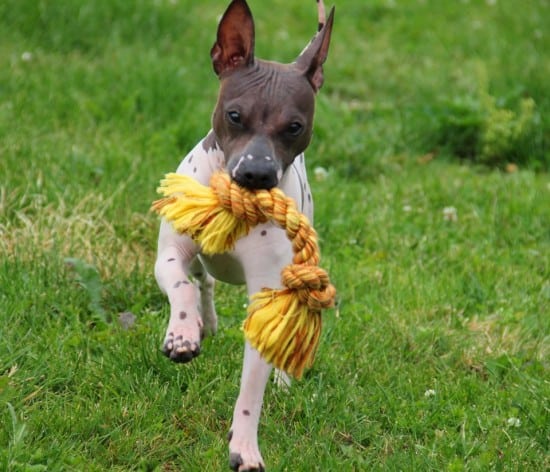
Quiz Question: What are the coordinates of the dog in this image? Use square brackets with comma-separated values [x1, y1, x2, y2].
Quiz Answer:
[154, 1, 334, 469]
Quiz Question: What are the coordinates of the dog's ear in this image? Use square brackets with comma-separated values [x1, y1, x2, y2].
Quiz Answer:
[295, 6, 334, 92]
[211, 0, 255, 76]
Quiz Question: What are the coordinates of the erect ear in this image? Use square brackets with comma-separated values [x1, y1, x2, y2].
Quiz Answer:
[294, 6, 334, 93]
[210, 0, 255, 76]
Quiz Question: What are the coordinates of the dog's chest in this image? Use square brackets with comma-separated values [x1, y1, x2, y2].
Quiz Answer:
[176, 133, 314, 289]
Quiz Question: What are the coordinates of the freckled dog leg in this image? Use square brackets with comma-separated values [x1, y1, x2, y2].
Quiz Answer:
[228, 342, 271, 471]
[155, 221, 203, 363]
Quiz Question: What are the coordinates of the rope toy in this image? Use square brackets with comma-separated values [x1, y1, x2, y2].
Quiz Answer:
[151, 172, 336, 379]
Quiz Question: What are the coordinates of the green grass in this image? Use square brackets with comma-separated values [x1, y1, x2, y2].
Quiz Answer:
[1, 0, 548, 470]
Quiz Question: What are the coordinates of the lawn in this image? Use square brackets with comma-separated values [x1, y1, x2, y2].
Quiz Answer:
[1, 0, 548, 470]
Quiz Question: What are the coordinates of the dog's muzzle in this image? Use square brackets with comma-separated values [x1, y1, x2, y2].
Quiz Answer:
[229, 154, 280, 190]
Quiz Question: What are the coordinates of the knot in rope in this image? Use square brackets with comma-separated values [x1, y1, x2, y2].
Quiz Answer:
[281, 264, 335, 310]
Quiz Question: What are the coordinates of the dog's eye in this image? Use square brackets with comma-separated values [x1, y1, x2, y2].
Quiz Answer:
[227, 110, 242, 125]
[287, 122, 303, 136]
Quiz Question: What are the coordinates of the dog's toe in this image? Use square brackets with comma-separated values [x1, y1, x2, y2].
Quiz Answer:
[173, 340, 201, 363]
[229, 441, 265, 471]
[229, 452, 243, 471]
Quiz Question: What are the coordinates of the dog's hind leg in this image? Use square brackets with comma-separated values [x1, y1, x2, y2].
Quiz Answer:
[190, 257, 218, 337]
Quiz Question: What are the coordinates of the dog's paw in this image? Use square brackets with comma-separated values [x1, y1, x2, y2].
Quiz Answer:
[163, 334, 200, 363]
[228, 436, 265, 471]
[162, 315, 202, 363]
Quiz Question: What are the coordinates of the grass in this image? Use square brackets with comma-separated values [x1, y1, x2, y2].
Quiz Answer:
[1, 0, 548, 470]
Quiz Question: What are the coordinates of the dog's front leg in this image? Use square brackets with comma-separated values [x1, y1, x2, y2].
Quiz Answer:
[154, 220, 207, 362]
[229, 342, 271, 472]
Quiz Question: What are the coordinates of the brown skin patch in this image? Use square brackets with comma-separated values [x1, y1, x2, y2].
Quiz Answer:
[242, 409, 250, 416]
[179, 311, 187, 320]
[202, 130, 219, 153]
[212, 60, 316, 175]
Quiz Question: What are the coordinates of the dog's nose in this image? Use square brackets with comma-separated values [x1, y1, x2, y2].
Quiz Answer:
[232, 156, 279, 190]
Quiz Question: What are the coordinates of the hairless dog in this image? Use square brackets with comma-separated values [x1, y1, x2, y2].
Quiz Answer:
[154, 1, 334, 469]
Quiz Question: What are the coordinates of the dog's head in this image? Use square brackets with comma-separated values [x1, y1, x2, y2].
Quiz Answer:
[210, 0, 334, 190]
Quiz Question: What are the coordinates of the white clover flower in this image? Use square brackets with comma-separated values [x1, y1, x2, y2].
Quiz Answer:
[443, 206, 458, 222]
[403, 205, 412, 213]
[21, 51, 33, 62]
[314, 166, 329, 182]
[424, 389, 436, 398]
[276, 30, 289, 40]
[507, 417, 521, 427]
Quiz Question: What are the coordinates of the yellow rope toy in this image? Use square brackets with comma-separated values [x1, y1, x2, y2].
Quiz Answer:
[151, 172, 336, 379]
